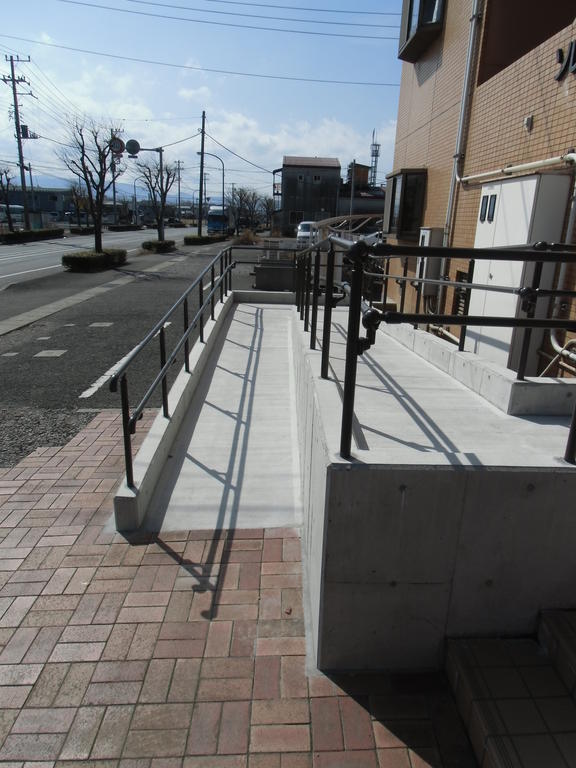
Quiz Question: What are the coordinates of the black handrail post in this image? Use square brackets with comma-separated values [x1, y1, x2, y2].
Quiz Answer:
[210, 265, 215, 320]
[414, 256, 425, 329]
[159, 326, 169, 418]
[459, 259, 475, 352]
[340, 245, 366, 459]
[219, 253, 224, 304]
[198, 278, 204, 343]
[183, 298, 190, 373]
[119, 374, 134, 488]
[304, 254, 311, 333]
[564, 401, 576, 464]
[382, 257, 390, 307]
[295, 255, 302, 313]
[517, 260, 543, 381]
[298, 257, 305, 319]
[321, 244, 335, 379]
[400, 257, 408, 313]
[310, 248, 321, 350]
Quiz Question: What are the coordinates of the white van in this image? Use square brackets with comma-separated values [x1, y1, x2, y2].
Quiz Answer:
[296, 221, 317, 249]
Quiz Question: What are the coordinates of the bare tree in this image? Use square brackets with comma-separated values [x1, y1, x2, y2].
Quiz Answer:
[0, 167, 15, 232]
[136, 158, 177, 242]
[58, 119, 123, 252]
[243, 190, 261, 230]
[226, 187, 261, 234]
[260, 196, 275, 230]
[69, 182, 89, 227]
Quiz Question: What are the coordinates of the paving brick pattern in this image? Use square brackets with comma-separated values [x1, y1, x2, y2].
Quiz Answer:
[0, 411, 476, 767]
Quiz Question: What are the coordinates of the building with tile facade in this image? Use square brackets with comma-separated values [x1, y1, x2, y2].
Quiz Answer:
[383, 0, 576, 374]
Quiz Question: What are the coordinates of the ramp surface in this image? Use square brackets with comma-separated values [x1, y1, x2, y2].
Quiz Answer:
[144, 302, 303, 531]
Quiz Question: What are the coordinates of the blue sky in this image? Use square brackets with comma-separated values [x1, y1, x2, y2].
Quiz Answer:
[0, 0, 402, 205]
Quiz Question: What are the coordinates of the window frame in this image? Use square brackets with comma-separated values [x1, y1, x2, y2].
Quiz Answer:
[383, 169, 427, 240]
[398, 0, 445, 63]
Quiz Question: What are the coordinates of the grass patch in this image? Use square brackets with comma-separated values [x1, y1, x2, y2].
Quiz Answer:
[233, 230, 259, 245]
[62, 249, 127, 272]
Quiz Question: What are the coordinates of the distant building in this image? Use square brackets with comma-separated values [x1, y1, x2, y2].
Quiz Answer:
[6, 187, 73, 218]
[277, 156, 341, 234]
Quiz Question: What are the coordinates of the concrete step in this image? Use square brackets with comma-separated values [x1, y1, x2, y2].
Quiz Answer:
[445, 628, 576, 768]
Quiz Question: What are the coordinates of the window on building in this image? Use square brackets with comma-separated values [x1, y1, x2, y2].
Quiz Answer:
[398, 0, 445, 62]
[289, 211, 304, 225]
[479, 195, 489, 222]
[383, 170, 427, 240]
[297, 174, 304, 182]
[313, 175, 321, 184]
[487, 194, 497, 223]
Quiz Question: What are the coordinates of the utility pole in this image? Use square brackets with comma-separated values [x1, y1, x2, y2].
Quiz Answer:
[197, 110, 205, 236]
[176, 160, 183, 218]
[2, 55, 32, 230]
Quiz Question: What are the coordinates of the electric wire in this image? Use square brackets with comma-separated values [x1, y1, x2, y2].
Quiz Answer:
[123, 0, 400, 28]
[57, 0, 398, 40]
[204, 132, 272, 173]
[0, 35, 399, 87]
[192, 0, 400, 16]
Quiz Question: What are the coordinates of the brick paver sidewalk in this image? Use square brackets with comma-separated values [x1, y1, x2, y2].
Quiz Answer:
[0, 411, 475, 767]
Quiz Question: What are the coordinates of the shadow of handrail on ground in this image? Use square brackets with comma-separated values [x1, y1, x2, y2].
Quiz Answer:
[131, 303, 266, 620]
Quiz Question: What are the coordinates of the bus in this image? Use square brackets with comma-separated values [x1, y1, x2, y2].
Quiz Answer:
[0, 203, 25, 228]
[207, 205, 230, 235]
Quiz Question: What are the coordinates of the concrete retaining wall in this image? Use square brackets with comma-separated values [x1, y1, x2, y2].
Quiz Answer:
[292, 310, 576, 672]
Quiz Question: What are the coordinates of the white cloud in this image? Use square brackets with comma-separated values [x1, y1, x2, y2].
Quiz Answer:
[178, 86, 211, 103]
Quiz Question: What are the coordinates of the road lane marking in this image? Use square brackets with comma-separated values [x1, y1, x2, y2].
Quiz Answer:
[34, 350, 67, 357]
[79, 322, 172, 399]
[0, 264, 62, 280]
[79, 347, 136, 399]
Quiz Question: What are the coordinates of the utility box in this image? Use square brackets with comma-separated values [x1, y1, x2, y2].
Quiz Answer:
[417, 227, 443, 296]
[467, 173, 572, 371]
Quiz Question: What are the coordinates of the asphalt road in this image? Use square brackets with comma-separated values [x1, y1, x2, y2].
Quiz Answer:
[0, 234, 263, 467]
[0, 226, 191, 288]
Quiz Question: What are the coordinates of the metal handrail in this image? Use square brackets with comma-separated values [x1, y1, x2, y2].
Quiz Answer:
[110, 247, 233, 391]
[110, 241, 304, 487]
[110, 245, 235, 487]
[294, 237, 576, 463]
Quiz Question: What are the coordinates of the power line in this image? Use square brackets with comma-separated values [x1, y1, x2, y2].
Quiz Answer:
[57, 0, 398, 40]
[124, 0, 400, 28]
[205, 132, 272, 173]
[0, 34, 399, 87]
[185, 0, 400, 15]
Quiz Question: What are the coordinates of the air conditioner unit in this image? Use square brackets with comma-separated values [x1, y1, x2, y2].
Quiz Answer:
[417, 227, 443, 295]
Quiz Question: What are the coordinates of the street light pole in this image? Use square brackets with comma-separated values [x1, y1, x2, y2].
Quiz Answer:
[125, 138, 165, 241]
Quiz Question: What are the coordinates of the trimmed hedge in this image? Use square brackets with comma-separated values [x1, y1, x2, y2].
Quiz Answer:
[0, 228, 65, 244]
[62, 249, 127, 272]
[69, 226, 95, 235]
[183, 235, 228, 246]
[108, 224, 142, 232]
[141, 239, 176, 253]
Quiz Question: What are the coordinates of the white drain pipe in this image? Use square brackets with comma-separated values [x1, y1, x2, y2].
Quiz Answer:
[461, 152, 576, 185]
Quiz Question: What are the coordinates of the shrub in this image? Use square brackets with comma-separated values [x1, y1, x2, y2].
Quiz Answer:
[69, 226, 95, 235]
[62, 249, 127, 272]
[0, 228, 65, 244]
[183, 235, 228, 246]
[108, 224, 142, 232]
[141, 239, 176, 253]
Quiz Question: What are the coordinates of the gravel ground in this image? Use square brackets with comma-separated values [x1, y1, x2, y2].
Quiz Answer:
[0, 406, 99, 468]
